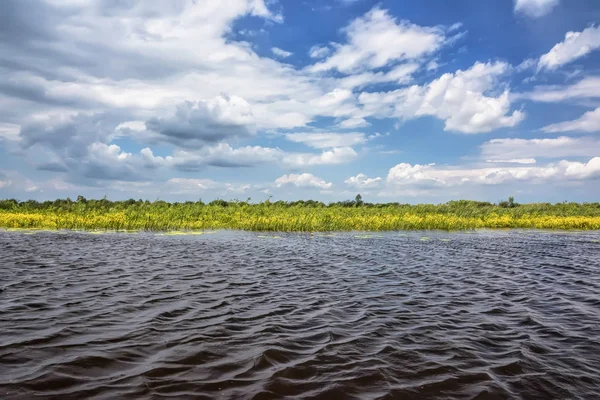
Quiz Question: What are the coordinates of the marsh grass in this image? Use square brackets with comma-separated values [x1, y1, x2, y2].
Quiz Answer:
[1, 198, 600, 232]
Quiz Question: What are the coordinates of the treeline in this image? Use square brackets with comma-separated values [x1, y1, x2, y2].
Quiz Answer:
[1, 195, 600, 216]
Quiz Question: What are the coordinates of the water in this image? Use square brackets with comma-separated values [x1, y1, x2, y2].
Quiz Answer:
[1, 230, 599, 399]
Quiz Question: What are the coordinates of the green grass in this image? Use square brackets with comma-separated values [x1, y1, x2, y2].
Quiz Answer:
[1, 198, 600, 232]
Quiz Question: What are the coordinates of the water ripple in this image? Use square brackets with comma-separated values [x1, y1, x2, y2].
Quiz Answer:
[1, 230, 600, 399]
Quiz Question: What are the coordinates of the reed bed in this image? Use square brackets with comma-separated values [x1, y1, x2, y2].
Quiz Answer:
[2, 198, 600, 231]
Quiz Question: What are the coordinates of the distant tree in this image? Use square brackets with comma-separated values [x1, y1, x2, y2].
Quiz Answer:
[499, 196, 518, 208]
[209, 199, 229, 207]
[355, 194, 363, 207]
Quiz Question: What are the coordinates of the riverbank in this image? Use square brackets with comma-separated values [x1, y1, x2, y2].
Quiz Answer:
[2, 199, 600, 231]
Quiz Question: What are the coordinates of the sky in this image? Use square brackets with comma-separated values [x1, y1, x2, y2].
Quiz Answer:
[1, 0, 600, 203]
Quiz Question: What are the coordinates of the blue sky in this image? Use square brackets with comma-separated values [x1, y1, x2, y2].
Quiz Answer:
[1, 0, 600, 203]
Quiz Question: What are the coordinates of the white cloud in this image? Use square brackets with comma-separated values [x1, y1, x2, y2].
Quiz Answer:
[481, 136, 600, 160]
[426, 60, 439, 71]
[338, 116, 371, 128]
[145, 141, 361, 171]
[384, 63, 421, 83]
[1, 0, 342, 138]
[359, 61, 524, 133]
[309, 88, 354, 108]
[2, 0, 530, 192]
[538, 26, 600, 70]
[309, 45, 330, 58]
[10, 0, 600, 199]
[272, 47, 293, 58]
[345, 173, 382, 188]
[386, 163, 445, 186]
[275, 173, 332, 189]
[417, 62, 524, 133]
[283, 147, 358, 167]
[516, 58, 537, 72]
[386, 157, 600, 187]
[80, 139, 363, 176]
[561, 157, 600, 178]
[514, 0, 559, 18]
[367, 132, 389, 140]
[310, 7, 445, 73]
[448, 23, 463, 32]
[79, 142, 147, 181]
[519, 76, 600, 102]
[336, 63, 419, 90]
[285, 132, 367, 148]
[542, 107, 600, 132]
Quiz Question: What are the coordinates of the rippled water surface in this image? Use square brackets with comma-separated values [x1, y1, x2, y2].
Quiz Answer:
[1, 230, 600, 399]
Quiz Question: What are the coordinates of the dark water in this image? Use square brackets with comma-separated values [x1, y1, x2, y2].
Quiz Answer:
[1, 230, 600, 399]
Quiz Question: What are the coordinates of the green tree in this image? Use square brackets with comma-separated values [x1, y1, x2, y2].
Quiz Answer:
[355, 194, 363, 207]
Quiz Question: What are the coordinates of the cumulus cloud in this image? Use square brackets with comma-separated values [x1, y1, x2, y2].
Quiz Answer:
[386, 157, 600, 188]
[275, 173, 332, 189]
[480, 136, 600, 160]
[345, 173, 382, 188]
[285, 132, 367, 148]
[359, 62, 524, 133]
[272, 47, 293, 58]
[538, 26, 600, 70]
[81, 143, 146, 181]
[6, 0, 597, 201]
[541, 107, 600, 133]
[14, 113, 137, 178]
[561, 157, 600, 178]
[514, 0, 559, 18]
[0, 0, 528, 193]
[386, 163, 446, 186]
[144, 95, 256, 148]
[310, 7, 445, 73]
[0, 0, 319, 132]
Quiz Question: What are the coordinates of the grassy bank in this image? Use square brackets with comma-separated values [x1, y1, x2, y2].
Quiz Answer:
[1, 198, 600, 231]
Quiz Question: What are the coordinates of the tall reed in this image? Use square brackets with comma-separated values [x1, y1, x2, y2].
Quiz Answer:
[1, 198, 600, 231]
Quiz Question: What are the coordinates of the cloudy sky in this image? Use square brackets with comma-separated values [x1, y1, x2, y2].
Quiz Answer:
[1, 0, 600, 203]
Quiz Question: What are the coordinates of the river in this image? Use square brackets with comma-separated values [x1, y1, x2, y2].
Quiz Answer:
[1, 230, 599, 399]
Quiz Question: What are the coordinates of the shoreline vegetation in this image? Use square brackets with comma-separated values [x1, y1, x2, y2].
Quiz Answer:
[1, 196, 600, 232]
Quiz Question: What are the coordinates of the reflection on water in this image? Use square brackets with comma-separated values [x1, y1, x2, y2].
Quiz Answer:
[1, 230, 599, 399]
